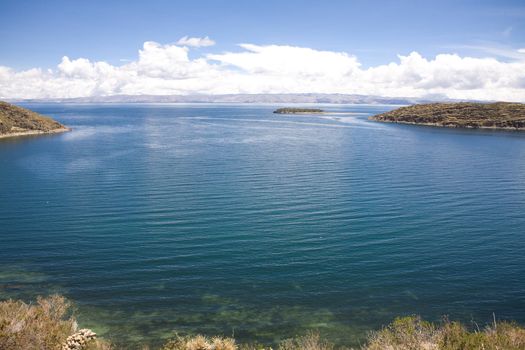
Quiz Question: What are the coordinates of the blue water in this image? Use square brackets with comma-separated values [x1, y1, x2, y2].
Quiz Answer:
[1, 104, 525, 347]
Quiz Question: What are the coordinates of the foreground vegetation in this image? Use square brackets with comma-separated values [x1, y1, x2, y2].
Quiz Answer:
[370, 102, 525, 130]
[1, 296, 525, 350]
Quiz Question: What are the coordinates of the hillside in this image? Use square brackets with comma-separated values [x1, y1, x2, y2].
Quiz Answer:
[369, 102, 525, 130]
[0, 101, 69, 138]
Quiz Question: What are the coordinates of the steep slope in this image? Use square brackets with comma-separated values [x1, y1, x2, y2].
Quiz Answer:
[0, 101, 69, 138]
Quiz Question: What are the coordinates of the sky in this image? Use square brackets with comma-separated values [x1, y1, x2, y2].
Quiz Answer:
[1, 0, 524, 101]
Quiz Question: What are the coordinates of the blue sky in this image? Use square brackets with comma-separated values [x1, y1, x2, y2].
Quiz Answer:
[0, 0, 524, 100]
[1, 0, 524, 69]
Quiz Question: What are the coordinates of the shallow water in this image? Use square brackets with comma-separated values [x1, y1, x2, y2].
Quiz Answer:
[1, 104, 525, 347]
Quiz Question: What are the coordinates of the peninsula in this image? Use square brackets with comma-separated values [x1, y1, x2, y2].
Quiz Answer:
[273, 107, 324, 114]
[0, 101, 69, 139]
[369, 102, 525, 130]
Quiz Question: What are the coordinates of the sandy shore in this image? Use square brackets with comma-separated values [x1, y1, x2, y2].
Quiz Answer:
[0, 127, 70, 140]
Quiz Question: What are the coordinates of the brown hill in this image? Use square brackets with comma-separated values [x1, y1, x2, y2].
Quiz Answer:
[370, 102, 525, 130]
[0, 101, 69, 138]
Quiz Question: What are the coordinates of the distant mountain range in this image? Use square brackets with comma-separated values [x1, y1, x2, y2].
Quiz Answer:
[7, 93, 475, 105]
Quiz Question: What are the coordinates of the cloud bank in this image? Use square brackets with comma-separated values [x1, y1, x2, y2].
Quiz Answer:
[1, 37, 525, 101]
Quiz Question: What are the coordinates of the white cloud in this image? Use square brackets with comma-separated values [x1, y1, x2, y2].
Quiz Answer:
[176, 36, 215, 47]
[449, 43, 525, 60]
[1, 39, 525, 101]
[209, 44, 360, 77]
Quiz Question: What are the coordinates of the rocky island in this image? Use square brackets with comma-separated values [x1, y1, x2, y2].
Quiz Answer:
[273, 107, 324, 114]
[0, 101, 69, 139]
[369, 102, 525, 130]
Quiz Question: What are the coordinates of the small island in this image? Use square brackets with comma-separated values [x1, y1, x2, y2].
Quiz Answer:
[273, 107, 324, 114]
[369, 102, 525, 130]
[0, 101, 69, 139]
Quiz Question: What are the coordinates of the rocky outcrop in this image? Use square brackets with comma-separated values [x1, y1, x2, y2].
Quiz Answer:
[61, 329, 97, 350]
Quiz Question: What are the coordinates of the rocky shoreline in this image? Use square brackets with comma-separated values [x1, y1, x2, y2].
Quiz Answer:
[0, 127, 70, 139]
[371, 119, 525, 131]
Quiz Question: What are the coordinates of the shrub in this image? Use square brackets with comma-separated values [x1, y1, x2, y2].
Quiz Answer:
[365, 316, 438, 350]
[0, 295, 76, 350]
[0, 295, 109, 350]
[438, 320, 525, 350]
[279, 331, 334, 350]
[161, 334, 236, 350]
[366, 316, 525, 350]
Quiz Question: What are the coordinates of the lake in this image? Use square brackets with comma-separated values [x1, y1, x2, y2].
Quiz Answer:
[1, 104, 525, 347]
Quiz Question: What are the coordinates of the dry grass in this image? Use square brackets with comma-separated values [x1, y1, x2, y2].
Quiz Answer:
[279, 332, 334, 350]
[161, 334, 237, 350]
[0, 295, 110, 350]
[366, 316, 438, 350]
[438, 319, 525, 350]
[158, 318, 525, 350]
[366, 316, 525, 350]
[0, 295, 76, 350]
[161, 332, 334, 350]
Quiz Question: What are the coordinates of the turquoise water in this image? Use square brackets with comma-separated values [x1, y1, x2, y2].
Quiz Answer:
[1, 104, 525, 347]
